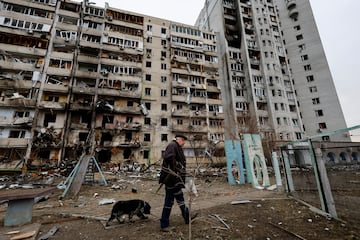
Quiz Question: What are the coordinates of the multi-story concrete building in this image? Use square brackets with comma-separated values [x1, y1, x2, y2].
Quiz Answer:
[196, 0, 349, 143]
[0, 0, 350, 170]
[0, 0, 224, 169]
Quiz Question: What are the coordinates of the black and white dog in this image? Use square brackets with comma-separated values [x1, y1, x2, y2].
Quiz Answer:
[106, 199, 151, 226]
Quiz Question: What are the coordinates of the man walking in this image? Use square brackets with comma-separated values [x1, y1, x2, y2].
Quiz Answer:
[159, 134, 194, 232]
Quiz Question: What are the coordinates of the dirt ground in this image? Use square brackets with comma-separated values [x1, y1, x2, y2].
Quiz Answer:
[1, 169, 360, 240]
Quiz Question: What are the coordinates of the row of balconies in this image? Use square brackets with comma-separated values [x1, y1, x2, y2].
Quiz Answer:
[171, 55, 218, 67]
[0, 98, 37, 108]
[0, 116, 33, 127]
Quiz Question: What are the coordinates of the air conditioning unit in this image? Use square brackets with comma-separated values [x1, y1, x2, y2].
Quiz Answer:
[27, 29, 34, 34]
[107, 16, 113, 21]
[161, 56, 165, 60]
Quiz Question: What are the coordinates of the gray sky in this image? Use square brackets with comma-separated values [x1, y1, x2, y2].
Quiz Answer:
[85, 0, 360, 134]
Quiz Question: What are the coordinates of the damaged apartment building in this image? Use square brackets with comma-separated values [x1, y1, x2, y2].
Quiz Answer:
[0, 0, 351, 170]
[0, 0, 224, 169]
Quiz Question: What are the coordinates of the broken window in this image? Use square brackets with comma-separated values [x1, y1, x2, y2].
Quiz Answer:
[144, 133, 150, 142]
[161, 118, 168, 126]
[161, 134, 168, 142]
[102, 115, 114, 127]
[144, 118, 151, 125]
[161, 89, 167, 97]
[145, 88, 151, 96]
[143, 150, 149, 159]
[144, 102, 151, 110]
[306, 75, 314, 82]
[309, 86, 317, 93]
[161, 104, 167, 111]
[319, 122, 327, 129]
[79, 132, 88, 142]
[312, 98, 320, 105]
[14, 111, 30, 118]
[84, 6, 104, 17]
[101, 132, 112, 144]
[9, 130, 26, 138]
[44, 113, 56, 127]
[315, 109, 324, 117]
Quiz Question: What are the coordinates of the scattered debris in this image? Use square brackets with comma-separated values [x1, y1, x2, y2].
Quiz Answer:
[231, 200, 252, 205]
[266, 184, 277, 190]
[208, 214, 230, 230]
[37, 226, 58, 240]
[269, 222, 307, 240]
[98, 198, 116, 205]
[5, 230, 20, 235]
[10, 230, 37, 240]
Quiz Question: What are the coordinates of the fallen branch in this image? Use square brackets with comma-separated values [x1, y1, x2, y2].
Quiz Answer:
[41, 216, 81, 225]
[208, 214, 230, 229]
[269, 222, 306, 240]
[60, 213, 108, 221]
[211, 226, 229, 231]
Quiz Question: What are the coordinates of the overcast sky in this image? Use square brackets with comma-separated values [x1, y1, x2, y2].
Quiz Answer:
[85, 0, 360, 134]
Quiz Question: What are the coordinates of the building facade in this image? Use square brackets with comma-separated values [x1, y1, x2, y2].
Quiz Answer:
[196, 0, 349, 143]
[0, 0, 350, 169]
[0, 0, 224, 169]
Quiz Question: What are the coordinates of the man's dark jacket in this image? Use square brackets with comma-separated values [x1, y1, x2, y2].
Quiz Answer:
[159, 140, 186, 188]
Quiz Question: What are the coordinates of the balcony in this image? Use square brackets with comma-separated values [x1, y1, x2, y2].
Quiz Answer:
[69, 102, 93, 111]
[0, 117, 33, 127]
[286, 0, 296, 10]
[72, 86, 96, 95]
[97, 88, 141, 99]
[0, 138, 30, 148]
[38, 101, 67, 110]
[288, 8, 299, 19]
[0, 98, 36, 108]
[43, 82, 69, 93]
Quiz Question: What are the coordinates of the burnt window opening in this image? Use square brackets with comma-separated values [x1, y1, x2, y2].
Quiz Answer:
[143, 150, 149, 159]
[144, 118, 151, 125]
[161, 104, 167, 111]
[126, 116, 133, 123]
[123, 148, 132, 160]
[161, 118, 168, 126]
[100, 132, 112, 144]
[38, 150, 50, 160]
[44, 113, 56, 127]
[144, 133, 151, 142]
[98, 150, 111, 163]
[79, 132, 88, 142]
[102, 115, 114, 128]
[125, 132, 133, 142]
[161, 134, 168, 142]
[9, 130, 26, 138]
